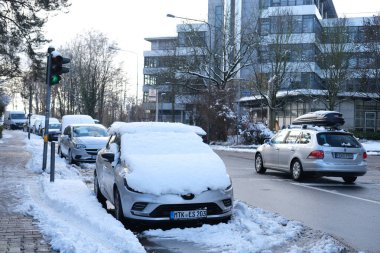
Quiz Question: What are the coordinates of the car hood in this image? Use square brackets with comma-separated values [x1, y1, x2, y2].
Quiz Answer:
[73, 137, 108, 148]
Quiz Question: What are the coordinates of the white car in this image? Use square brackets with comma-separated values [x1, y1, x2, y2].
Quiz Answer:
[58, 123, 108, 164]
[95, 122, 233, 227]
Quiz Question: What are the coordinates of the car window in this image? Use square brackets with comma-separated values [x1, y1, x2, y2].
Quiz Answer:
[317, 133, 361, 148]
[63, 126, 71, 135]
[271, 130, 288, 144]
[299, 132, 311, 144]
[73, 126, 108, 137]
[285, 130, 301, 144]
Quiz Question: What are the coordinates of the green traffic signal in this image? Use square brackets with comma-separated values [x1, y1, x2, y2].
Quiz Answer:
[51, 74, 61, 85]
[49, 51, 70, 86]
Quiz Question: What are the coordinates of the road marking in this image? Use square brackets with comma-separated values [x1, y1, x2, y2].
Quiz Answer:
[292, 183, 380, 205]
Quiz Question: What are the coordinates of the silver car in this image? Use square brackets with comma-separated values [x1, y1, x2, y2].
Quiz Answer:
[255, 126, 367, 183]
[58, 124, 108, 164]
[94, 122, 233, 226]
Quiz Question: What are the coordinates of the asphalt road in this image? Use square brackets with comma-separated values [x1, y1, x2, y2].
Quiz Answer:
[215, 150, 380, 253]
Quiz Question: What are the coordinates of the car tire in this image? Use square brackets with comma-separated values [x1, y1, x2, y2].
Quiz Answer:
[255, 153, 266, 174]
[94, 172, 107, 208]
[291, 159, 303, 181]
[342, 176, 357, 183]
[58, 145, 64, 158]
[114, 188, 125, 223]
[68, 149, 75, 164]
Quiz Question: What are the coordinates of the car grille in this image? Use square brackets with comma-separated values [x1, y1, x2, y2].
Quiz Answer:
[85, 149, 100, 155]
[149, 203, 223, 218]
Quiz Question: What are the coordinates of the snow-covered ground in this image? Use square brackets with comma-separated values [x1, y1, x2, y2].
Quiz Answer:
[4, 131, 370, 253]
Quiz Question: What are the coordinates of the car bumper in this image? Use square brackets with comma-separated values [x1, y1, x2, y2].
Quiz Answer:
[301, 159, 367, 176]
[119, 185, 234, 222]
[72, 148, 99, 162]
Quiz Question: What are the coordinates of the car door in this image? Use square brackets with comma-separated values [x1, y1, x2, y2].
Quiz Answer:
[60, 126, 71, 157]
[263, 130, 288, 169]
[278, 130, 301, 170]
[98, 135, 120, 201]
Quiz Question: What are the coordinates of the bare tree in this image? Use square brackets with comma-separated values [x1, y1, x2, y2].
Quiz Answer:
[317, 17, 356, 110]
[249, 8, 301, 130]
[357, 14, 380, 100]
[54, 31, 127, 125]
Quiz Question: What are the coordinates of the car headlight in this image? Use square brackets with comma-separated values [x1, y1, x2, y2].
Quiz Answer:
[75, 144, 86, 149]
[123, 178, 143, 194]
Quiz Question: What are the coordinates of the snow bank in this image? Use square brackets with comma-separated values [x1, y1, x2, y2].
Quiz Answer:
[18, 133, 145, 253]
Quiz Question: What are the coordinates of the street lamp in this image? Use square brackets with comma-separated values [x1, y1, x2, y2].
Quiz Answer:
[108, 46, 139, 104]
[166, 13, 213, 134]
[154, 90, 166, 122]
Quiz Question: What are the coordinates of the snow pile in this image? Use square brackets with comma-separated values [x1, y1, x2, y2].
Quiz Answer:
[144, 201, 345, 253]
[17, 133, 145, 253]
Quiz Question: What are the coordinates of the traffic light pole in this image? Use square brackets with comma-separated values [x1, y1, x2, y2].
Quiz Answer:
[42, 47, 54, 171]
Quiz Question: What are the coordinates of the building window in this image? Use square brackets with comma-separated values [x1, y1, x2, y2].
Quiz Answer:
[302, 16, 314, 33]
[259, 18, 270, 35]
[292, 16, 302, 33]
[144, 75, 157, 85]
[271, 0, 280, 7]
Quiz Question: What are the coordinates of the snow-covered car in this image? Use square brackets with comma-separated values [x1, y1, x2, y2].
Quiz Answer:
[94, 122, 233, 225]
[58, 123, 108, 164]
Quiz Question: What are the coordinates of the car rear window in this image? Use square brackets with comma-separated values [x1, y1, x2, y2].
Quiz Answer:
[316, 133, 361, 148]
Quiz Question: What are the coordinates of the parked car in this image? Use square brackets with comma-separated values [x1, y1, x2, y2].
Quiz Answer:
[58, 123, 108, 164]
[23, 114, 44, 133]
[3, 111, 26, 130]
[254, 125, 367, 183]
[38, 117, 61, 141]
[94, 122, 233, 226]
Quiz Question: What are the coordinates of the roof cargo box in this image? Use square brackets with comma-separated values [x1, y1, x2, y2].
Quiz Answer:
[292, 111, 345, 127]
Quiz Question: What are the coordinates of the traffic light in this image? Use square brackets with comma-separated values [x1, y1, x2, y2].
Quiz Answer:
[50, 51, 70, 85]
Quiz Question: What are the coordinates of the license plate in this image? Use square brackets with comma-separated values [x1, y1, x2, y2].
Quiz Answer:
[334, 153, 353, 159]
[170, 208, 207, 220]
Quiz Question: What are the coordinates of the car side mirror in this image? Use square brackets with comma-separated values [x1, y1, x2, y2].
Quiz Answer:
[264, 139, 271, 144]
[101, 153, 114, 163]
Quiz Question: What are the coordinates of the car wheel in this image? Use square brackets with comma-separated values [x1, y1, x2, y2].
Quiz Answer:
[291, 159, 303, 181]
[342, 176, 357, 183]
[94, 172, 107, 208]
[255, 153, 266, 174]
[58, 145, 64, 158]
[114, 188, 125, 223]
[68, 149, 75, 164]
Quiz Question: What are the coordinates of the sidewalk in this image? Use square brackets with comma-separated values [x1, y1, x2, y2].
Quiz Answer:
[0, 131, 57, 253]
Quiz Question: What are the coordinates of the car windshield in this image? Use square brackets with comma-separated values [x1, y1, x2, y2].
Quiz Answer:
[317, 133, 361, 148]
[73, 126, 108, 137]
[11, 114, 26, 119]
[49, 123, 61, 129]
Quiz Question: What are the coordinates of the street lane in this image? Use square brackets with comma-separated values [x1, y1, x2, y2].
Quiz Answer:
[216, 150, 380, 253]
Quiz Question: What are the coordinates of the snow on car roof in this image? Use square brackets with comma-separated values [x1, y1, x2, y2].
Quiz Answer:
[61, 115, 95, 131]
[109, 122, 230, 195]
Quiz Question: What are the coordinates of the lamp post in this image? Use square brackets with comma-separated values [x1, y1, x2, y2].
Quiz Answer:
[108, 46, 139, 104]
[166, 13, 212, 134]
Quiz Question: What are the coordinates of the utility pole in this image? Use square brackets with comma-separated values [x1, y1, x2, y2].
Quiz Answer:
[42, 46, 54, 171]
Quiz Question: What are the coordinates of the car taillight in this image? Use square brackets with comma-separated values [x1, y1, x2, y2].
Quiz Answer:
[308, 150, 324, 159]
[363, 152, 368, 160]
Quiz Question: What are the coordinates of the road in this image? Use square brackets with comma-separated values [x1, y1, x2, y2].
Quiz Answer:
[215, 150, 380, 253]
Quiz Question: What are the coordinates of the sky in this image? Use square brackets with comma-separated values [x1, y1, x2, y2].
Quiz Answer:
[1, 129, 362, 253]
[43, 0, 379, 101]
